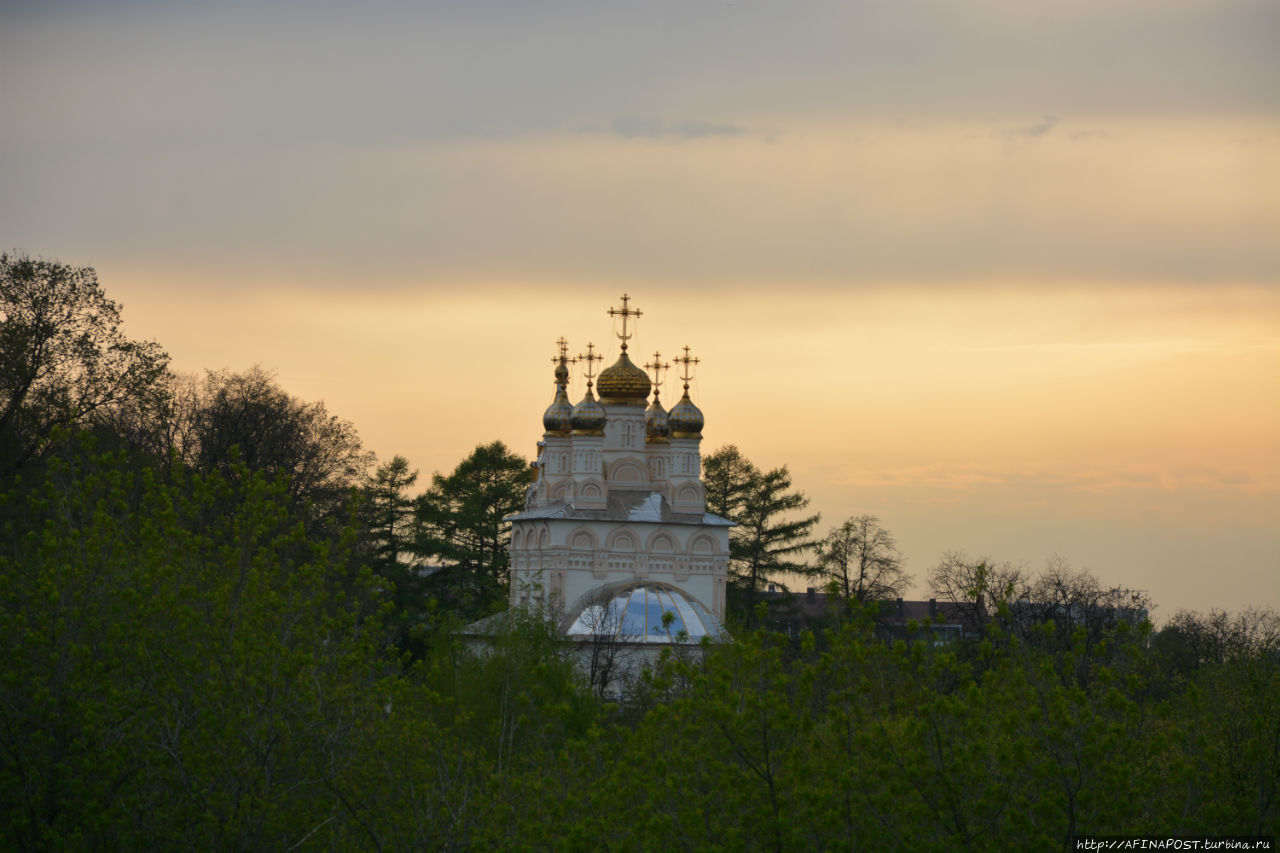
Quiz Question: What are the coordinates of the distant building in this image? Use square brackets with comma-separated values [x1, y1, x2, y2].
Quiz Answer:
[463, 296, 733, 694]
[872, 597, 975, 645]
[757, 588, 984, 644]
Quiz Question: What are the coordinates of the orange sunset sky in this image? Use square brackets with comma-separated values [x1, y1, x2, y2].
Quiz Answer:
[3, 0, 1277, 617]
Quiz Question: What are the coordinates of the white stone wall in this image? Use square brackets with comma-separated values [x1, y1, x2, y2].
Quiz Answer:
[510, 517, 729, 621]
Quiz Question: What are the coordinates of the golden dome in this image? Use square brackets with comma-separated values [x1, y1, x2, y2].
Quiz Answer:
[668, 390, 704, 439]
[570, 389, 606, 435]
[645, 398, 670, 443]
[542, 385, 573, 436]
[597, 351, 651, 406]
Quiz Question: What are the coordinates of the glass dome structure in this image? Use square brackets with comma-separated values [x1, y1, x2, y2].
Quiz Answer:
[565, 583, 728, 644]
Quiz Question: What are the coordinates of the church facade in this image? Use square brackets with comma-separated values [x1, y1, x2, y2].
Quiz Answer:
[505, 296, 732, 647]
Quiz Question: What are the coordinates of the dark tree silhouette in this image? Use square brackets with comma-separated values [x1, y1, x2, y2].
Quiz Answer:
[0, 253, 168, 475]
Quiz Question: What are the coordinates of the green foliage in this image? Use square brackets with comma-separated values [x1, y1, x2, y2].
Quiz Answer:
[361, 454, 432, 654]
[365, 454, 419, 568]
[334, 609, 600, 850]
[0, 441, 388, 848]
[473, 607, 1276, 851]
[702, 443, 756, 520]
[2, 439, 1275, 848]
[1157, 609, 1280, 835]
[414, 441, 533, 621]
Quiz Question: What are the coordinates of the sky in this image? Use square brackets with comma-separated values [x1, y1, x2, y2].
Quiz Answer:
[2, 0, 1277, 619]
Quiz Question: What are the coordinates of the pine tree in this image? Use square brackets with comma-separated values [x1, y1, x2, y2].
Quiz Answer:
[702, 444, 757, 520]
[414, 441, 533, 620]
[704, 447, 820, 618]
[363, 455, 429, 651]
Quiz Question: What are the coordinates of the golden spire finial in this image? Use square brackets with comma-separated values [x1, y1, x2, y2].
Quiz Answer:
[673, 345, 700, 392]
[644, 351, 669, 401]
[607, 293, 643, 353]
[574, 342, 603, 389]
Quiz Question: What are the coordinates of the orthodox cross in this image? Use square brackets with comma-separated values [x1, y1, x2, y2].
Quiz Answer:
[673, 345, 700, 392]
[607, 293, 642, 353]
[574, 342, 603, 390]
[644, 351, 669, 401]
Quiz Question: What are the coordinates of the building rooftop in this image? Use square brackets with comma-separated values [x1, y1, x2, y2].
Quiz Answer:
[508, 490, 733, 527]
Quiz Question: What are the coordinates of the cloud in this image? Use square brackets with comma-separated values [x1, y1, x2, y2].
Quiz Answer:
[607, 116, 752, 141]
[1007, 115, 1059, 138]
[827, 463, 1277, 496]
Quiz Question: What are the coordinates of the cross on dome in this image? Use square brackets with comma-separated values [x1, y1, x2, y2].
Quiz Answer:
[673, 345, 700, 391]
[607, 293, 643, 353]
[574, 343, 603, 389]
[644, 351, 669, 401]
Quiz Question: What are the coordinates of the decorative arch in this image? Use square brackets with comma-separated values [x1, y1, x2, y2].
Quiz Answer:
[550, 480, 570, 502]
[567, 526, 598, 550]
[539, 528, 550, 549]
[579, 480, 603, 499]
[676, 483, 701, 505]
[646, 530, 676, 553]
[607, 458, 647, 483]
[511, 528, 525, 550]
[689, 533, 716, 556]
[606, 527, 639, 552]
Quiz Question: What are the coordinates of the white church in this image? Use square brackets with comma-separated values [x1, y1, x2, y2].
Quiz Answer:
[500, 295, 733, 655]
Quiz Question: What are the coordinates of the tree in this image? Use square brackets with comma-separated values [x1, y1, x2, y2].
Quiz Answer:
[0, 441, 390, 848]
[927, 550, 1029, 633]
[815, 515, 911, 609]
[361, 455, 431, 653]
[364, 455, 420, 570]
[1157, 607, 1280, 674]
[729, 463, 821, 617]
[1160, 608, 1280, 835]
[98, 366, 373, 526]
[702, 444, 757, 520]
[0, 253, 168, 475]
[703, 447, 821, 618]
[190, 367, 371, 507]
[1022, 556, 1152, 673]
[414, 441, 533, 620]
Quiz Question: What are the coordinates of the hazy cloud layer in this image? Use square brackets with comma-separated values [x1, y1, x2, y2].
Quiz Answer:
[606, 117, 753, 141]
[3, 0, 1278, 289]
[4, 118, 1274, 287]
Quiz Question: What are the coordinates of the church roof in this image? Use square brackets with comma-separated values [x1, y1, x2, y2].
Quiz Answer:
[508, 490, 733, 527]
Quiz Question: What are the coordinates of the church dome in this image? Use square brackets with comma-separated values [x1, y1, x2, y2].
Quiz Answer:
[542, 386, 573, 436]
[570, 390, 606, 435]
[645, 398, 670, 443]
[668, 390, 704, 439]
[564, 583, 729, 643]
[597, 352, 651, 406]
